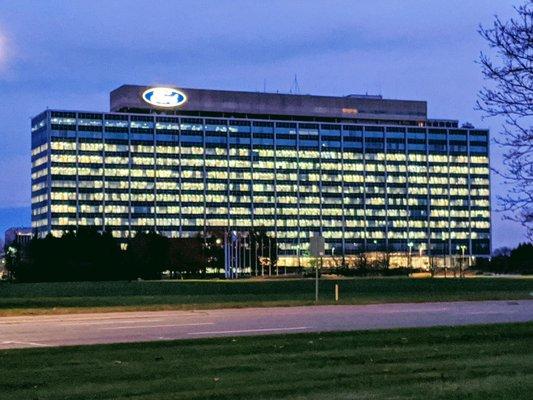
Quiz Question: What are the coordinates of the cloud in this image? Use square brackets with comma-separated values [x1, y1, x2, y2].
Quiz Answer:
[0, 0, 527, 245]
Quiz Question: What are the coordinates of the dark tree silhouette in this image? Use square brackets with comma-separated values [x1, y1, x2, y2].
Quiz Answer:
[126, 230, 170, 280]
[167, 236, 206, 277]
[475, 242, 533, 274]
[10, 227, 125, 282]
[477, 2, 533, 239]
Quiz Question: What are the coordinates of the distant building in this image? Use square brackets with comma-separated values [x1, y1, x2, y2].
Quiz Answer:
[4, 227, 32, 248]
[3, 227, 32, 279]
[30, 85, 490, 268]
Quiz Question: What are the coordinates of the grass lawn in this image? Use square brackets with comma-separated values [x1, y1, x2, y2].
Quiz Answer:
[0, 322, 532, 400]
[0, 277, 532, 316]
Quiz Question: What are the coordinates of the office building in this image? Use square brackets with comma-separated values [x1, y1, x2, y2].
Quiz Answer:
[31, 85, 491, 266]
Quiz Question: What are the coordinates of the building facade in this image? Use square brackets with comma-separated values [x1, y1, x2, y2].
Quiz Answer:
[31, 85, 491, 266]
[3, 227, 32, 278]
[4, 227, 32, 248]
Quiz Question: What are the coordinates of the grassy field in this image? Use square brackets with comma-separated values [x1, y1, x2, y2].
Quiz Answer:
[0, 277, 532, 316]
[0, 322, 532, 399]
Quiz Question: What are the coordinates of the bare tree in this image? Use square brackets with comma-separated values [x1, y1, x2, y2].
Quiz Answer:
[477, 2, 533, 240]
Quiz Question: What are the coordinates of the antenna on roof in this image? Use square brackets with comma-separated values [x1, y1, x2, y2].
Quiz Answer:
[263, 79, 266, 93]
[290, 74, 300, 94]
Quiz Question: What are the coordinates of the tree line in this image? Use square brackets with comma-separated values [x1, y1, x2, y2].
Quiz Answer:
[474, 243, 533, 275]
[4, 227, 277, 282]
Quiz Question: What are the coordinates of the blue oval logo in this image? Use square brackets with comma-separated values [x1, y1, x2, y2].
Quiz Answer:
[142, 87, 187, 108]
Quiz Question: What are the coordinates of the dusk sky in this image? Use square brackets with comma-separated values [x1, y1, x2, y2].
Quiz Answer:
[0, 0, 527, 248]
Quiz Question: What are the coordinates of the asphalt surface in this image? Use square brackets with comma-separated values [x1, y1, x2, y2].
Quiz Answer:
[1, 300, 532, 350]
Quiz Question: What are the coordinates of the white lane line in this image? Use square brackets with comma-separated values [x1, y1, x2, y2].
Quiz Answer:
[58, 313, 203, 321]
[461, 311, 513, 315]
[358, 308, 449, 314]
[1, 340, 48, 347]
[59, 319, 164, 326]
[100, 322, 215, 330]
[1, 313, 205, 324]
[188, 326, 309, 335]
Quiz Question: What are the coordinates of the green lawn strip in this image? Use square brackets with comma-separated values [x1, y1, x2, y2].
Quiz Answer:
[0, 323, 531, 400]
[0, 278, 532, 316]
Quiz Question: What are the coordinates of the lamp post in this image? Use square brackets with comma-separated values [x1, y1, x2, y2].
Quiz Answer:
[429, 244, 435, 277]
[456, 244, 467, 278]
[418, 244, 424, 272]
[461, 245, 466, 278]
[352, 242, 359, 268]
[296, 244, 300, 272]
[244, 240, 249, 275]
[407, 241, 414, 268]
[215, 237, 222, 276]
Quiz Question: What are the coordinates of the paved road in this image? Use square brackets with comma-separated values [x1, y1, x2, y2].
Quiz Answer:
[1, 300, 532, 350]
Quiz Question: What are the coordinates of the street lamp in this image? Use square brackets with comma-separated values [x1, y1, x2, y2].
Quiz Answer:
[407, 241, 414, 268]
[296, 244, 301, 271]
[456, 244, 467, 278]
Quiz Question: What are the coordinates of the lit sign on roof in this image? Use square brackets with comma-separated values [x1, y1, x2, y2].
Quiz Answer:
[142, 87, 187, 108]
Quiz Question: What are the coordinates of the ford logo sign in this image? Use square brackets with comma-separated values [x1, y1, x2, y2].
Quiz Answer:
[142, 87, 187, 108]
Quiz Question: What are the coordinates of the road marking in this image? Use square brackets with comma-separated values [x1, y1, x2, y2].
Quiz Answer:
[189, 326, 309, 335]
[59, 319, 165, 326]
[462, 311, 511, 315]
[100, 322, 215, 330]
[1, 340, 47, 347]
[1, 313, 205, 324]
[359, 308, 449, 314]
